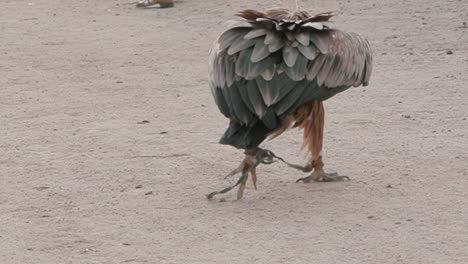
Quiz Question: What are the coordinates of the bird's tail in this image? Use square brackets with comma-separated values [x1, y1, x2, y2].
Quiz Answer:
[219, 120, 271, 150]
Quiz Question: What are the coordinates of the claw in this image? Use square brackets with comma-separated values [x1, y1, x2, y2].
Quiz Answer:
[296, 170, 350, 183]
[321, 172, 350, 182]
[207, 172, 249, 200]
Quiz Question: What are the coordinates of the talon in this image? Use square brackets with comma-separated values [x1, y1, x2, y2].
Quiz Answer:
[208, 148, 262, 200]
[295, 177, 308, 183]
[322, 173, 350, 182]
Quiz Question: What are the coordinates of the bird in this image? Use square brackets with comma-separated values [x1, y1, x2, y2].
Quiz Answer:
[207, 7, 373, 200]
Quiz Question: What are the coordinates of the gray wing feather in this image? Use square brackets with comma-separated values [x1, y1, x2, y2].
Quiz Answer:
[297, 44, 318, 60]
[295, 31, 310, 46]
[260, 63, 275, 81]
[235, 48, 253, 76]
[309, 31, 331, 54]
[323, 30, 373, 87]
[281, 54, 308, 81]
[228, 37, 258, 55]
[246, 56, 272, 80]
[218, 28, 249, 51]
[302, 22, 324, 30]
[217, 56, 227, 88]
[268, 38, 285, 52]
[251, 40, 271, 63]
[244, 28, 268, 39]
[264, 31, 278, 45]
[316, 53, 335, 86]
[255, 76, 278, 106]
[225, 20, 253, 29]
[306, 54, 326, 80]
[225, 56, 236, 87]
[283, 46, 299, 67]
[209, 24, 373, 132]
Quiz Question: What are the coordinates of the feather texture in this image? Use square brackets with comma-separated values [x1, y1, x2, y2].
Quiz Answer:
[209, 8, 373, 149]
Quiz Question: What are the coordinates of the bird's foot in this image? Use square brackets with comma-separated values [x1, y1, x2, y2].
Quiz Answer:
[296, 169, 350, 183]
[207, 148, 276, 200]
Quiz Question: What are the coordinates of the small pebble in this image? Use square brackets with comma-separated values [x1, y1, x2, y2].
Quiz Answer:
[219, 198, 227, 202]
[144, 191, 153, 195]
[135, 185, 143, 189]
[446, 50, 453, 55]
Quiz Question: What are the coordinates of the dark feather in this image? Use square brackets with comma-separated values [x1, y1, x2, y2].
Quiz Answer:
[273, 80, 307, 116]
[246, 80, 267, 117]
[255, 76, 278, 106]
[235, 48, 253, 76]
[236, 80, 256, 113]
[213, 88, 231, 117]
[261, 107, 278, 129]
[230, 82, 254, 124]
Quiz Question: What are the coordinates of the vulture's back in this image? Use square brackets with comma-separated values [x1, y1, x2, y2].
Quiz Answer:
[209, 8, 373, 149]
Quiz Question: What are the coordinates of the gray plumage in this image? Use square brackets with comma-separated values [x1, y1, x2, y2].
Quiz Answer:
[208, 8, 373, 149]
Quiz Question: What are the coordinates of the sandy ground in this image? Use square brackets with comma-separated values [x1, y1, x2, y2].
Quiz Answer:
[1, 0, 467, 263]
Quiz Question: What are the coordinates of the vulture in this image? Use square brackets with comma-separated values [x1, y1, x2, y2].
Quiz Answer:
[207, 8, 373, 200]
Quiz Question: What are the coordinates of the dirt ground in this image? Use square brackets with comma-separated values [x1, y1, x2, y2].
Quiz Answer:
[1, 0, 467, 263]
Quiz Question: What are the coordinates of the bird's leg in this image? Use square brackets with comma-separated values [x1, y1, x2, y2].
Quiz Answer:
[293, 101, 349, 183]
[296, 155, 350, 183]
[207, 148, 276, 200]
